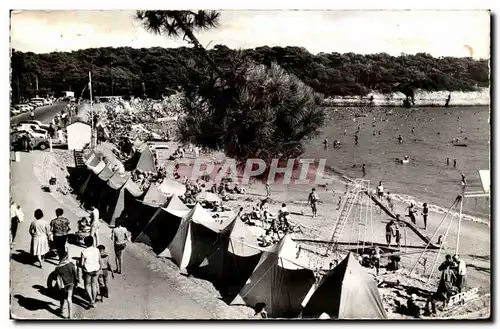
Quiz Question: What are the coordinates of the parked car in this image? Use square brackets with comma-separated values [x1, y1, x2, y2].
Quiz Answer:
[10, 107, 21, 116]
[16, 124, 48, 139]
[30, 98, 45, 107]
[19, 120, 50, 131]
[11, 130, 50, 150]
[14, 104, 32, 112]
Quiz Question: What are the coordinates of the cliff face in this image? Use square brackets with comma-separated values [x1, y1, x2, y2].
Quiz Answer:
[324, 87, 490, 107]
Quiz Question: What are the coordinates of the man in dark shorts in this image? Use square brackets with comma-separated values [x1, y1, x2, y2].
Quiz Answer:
[79, 236, 101, 308]
[385, 220, 394, 246]
[111, 219, 131, 274]
[308, 188, 319, 218]
[54, 250, 78, 318]
[97, 245, 114, 300]
[50, 208, 70, 256]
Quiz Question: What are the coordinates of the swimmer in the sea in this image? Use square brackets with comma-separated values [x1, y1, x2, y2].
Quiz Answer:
[453, 159, 457, 168]
[447, 157, 450, 166]
[411, 127, 415, 134]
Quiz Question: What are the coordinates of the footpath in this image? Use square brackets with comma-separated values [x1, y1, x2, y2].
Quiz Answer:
[10, 151, 249, 319]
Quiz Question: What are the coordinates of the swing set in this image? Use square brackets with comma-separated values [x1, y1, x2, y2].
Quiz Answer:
[410, 170, 490, 284]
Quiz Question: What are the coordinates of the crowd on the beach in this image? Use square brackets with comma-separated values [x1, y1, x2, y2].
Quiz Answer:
[10, 199, 131, 319]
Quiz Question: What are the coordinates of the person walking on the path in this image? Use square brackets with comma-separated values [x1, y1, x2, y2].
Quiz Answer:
[362, 164, 366, 177]
[111, 220, 131, 274]
[452, 255, 467, 294]
[385, 220, 394, 246]
[97, 245, 114, 301]
[90, 206, 100, 247]
[453, 159, 457, 168]
[446, 157, 450, 166]
[422, 203, 429, 230]
[308, 188, 319, 218]
[10, 201, 24, 246]
[54, 250, 78, 319]
[78, 236, 100, 308]
[50, 208, 70, 256]
[29, 209, 51, 268]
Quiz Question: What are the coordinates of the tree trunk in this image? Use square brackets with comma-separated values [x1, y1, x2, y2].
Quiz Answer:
[171, 12, 223, 77]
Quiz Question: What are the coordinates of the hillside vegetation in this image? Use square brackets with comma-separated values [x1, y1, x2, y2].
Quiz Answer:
[11, 46, 489, 102]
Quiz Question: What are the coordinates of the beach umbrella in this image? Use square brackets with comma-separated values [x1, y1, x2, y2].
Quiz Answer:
[196, 191, 222, 203]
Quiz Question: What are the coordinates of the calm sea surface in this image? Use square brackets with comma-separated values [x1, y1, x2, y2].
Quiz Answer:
[304, 106, 490, 219]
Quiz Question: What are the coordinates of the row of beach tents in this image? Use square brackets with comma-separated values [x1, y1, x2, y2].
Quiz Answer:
[69, 151, 388, 319]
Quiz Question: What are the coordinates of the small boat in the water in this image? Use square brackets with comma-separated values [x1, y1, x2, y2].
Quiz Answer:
[453, 143, 468, 147]
[401, 155, 410, 164]
[355, 114, 368, 118]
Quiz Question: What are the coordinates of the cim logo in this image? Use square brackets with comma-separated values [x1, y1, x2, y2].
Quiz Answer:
[448, 287, 479, 306]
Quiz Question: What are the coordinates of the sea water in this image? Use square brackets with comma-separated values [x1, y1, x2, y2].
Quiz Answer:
[305, 106, 490, 220]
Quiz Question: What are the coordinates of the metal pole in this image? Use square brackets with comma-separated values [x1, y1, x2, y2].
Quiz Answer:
[410, 196, 460, 275]
[427, 211, 457, 284]
[404, 224, 407, 253]
[89, 71, 94, 148]
[456, 196, 464, 255]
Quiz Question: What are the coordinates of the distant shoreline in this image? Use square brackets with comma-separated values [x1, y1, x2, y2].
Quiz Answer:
[323, 88, 490, 107]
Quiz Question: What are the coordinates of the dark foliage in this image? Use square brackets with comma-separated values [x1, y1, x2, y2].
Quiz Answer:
[10, 46, 489, 103]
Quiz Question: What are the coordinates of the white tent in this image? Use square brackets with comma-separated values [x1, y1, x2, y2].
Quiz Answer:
[479, 170, 490, 193]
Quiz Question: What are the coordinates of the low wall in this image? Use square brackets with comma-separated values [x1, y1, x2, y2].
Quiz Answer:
[324, 88, 490, 107]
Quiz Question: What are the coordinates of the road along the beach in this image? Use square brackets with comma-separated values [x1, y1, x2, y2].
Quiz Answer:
[10, 102, 70, 126]
[10, 151, 248, 319]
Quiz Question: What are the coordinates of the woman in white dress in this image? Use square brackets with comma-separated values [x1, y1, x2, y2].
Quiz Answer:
[29, 209, 51, 268]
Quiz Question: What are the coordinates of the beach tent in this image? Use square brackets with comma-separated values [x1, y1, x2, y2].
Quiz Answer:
[300, 252, 387, 319]
[95, 165, 117, 211]
[122, 187, 160, 238]
[141, 184, 168, 207]
[196, 191, 222, 203]
[479, 170, 490, 193]
[159, 203, 234, 271]
[108, 170, 130, 190]
[231, 235, 316, 318]
[96, 171, 131, 225]
[136, 146, 157, 174]
[195, 214, 263, 297]
[109, 178, 144, 227]
[134, 194, 190, 254]
[85, 152, 106, 175]
[79, 171, 107, 207]
[97, 165, 115, 182]
[159, 179, 187, 196]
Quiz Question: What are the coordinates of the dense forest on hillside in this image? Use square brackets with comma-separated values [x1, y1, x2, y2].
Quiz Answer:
[10, 45, 489, 102]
